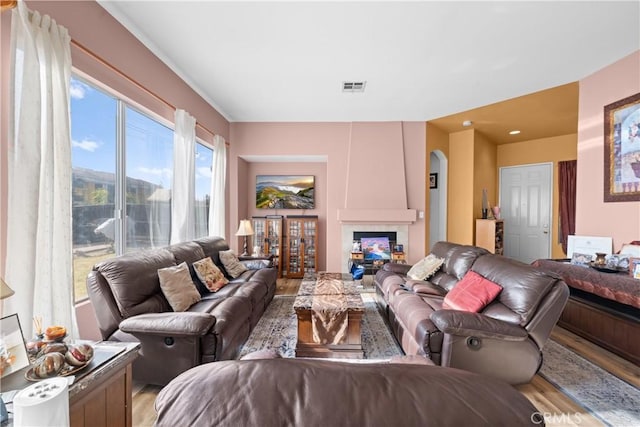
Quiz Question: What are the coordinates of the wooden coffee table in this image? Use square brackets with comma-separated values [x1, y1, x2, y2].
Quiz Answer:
[293, 272, 364, 358]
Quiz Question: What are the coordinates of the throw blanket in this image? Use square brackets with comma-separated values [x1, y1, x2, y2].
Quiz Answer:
[311, 294, 348, 344]
[311, 272, 349, 344]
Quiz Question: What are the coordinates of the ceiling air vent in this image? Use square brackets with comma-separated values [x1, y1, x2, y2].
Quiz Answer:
[342, 81, 366, 93]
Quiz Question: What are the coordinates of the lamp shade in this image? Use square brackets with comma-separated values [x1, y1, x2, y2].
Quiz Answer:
[0, 278, 15, 300]
[235, 219, 254, 237]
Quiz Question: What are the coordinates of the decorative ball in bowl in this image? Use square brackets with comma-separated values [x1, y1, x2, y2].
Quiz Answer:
[65, 343, 94, 367]
[33, 352, 66, 379]
[44, 325, 67, 342]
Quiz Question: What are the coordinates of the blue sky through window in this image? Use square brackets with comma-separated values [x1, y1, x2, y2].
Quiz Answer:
[70, 76, 212, 199]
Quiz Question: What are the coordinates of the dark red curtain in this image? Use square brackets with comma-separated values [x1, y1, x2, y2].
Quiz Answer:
[558, 160, 577, 255]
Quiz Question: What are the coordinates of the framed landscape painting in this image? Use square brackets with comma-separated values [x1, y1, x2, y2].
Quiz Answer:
[604, 92, 640, 202]
[256, 175, 315, 209]
[361, 237, 391, 261]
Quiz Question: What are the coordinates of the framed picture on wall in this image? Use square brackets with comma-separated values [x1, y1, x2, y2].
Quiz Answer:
[604, 92, 640, 202]
[256, 175, 315, 209]
[429, 173, 438, 189]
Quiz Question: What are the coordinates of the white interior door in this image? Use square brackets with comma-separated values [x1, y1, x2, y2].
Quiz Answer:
[499, 163, 552, 263]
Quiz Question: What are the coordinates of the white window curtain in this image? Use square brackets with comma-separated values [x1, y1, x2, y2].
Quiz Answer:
[170, 109, 196, 244]
[5, 2, 77, 337]
[208, 135, 226, 238]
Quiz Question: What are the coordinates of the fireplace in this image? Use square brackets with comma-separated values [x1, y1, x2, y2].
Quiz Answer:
[341, 224, 408, 273]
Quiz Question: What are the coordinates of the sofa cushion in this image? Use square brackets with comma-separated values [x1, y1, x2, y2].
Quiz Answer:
[167, 241, 210, 294]
[407, 254, 444, 280]
[193, 257, 229, 292]
[430, 244, 489, 292]
[96, 248, 175, 318]
[442, 271, 502, 313]
[158, 262, 202, 312]
[194, 236, 232, 275]
[219, 250, 248, 278]
[471, 254, 558, 324]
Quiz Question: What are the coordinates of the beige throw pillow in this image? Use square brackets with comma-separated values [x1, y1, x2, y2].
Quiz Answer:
[219, 250, 248, 278]
[193, 257, 229, 292]
[407, 254, 445, 280]
[158, 262, 201, 311]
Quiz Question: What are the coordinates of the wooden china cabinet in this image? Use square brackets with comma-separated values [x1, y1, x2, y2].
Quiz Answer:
[251, 215, 283, 277]
[284, 215, 318, 278]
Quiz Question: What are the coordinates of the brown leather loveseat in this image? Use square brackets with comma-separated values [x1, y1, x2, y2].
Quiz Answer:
[86, 236, 277, 385]
[375, 241, 569, 384]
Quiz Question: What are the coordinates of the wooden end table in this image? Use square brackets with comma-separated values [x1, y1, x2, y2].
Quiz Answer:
[2, 341, 139, 427]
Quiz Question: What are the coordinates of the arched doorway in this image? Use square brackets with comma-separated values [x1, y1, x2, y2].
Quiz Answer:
[429, 150, 447, 248]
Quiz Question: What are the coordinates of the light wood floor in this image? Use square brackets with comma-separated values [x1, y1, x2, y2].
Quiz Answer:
[132, 278, 639, 427]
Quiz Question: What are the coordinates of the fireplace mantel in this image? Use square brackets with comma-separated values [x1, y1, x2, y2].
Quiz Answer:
[337, 208, 417, 224]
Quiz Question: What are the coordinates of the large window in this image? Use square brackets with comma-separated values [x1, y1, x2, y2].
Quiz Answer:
[71, 76, 213, 302]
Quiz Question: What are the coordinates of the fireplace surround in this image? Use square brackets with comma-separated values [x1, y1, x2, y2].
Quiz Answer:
[341, 224, 408, 273]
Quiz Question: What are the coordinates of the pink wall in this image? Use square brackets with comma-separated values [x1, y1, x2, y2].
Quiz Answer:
[26, 1, 229, 140]
[576, 51, 640, 251]
[230, 122, 427, 271]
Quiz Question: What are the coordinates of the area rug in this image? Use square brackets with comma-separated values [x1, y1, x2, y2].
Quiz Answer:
[540, 339, 640, 426]
[238, 294, 403, 360]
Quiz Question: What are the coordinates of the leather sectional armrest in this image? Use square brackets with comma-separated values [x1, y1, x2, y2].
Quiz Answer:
[405, 280, 446, 296]
[120, 312, 216, 337]
[383, 262, 412, 275]
[430, 310, 527, 341]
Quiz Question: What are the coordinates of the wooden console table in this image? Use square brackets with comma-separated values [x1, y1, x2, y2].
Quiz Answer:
[532, 259, 639, 365]
[3, 341, 140, 427]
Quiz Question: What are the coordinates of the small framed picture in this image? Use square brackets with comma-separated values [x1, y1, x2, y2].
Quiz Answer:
[1, 314, 30, 378]
[570, 252, 592, 267]
[429, 173, 438, 189]
[630, 257, 640, 279]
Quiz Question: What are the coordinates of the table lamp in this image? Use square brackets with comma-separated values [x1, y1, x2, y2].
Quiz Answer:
[1, 277, 15, 300]
[235, 219, 254, 256]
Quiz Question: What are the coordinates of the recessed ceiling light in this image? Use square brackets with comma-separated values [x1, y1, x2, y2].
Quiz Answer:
[462, 120, 473, 127]
[509, 130, 521, 135]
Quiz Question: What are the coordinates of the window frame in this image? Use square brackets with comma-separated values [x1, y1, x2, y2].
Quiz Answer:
[70, 71, 213, 302]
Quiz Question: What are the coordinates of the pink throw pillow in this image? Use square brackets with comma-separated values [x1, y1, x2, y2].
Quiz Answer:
[442, 271, 502, 313]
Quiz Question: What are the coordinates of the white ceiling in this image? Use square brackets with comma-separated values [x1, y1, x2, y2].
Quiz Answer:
[98, 1, 640, 123]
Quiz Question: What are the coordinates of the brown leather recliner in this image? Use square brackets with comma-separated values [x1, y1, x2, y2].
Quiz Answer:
[86, 236, 277, 385]
[375, 241, 569, 384]
[155, 358, 543, 427]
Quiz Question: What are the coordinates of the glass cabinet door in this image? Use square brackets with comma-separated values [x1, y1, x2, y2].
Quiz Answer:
[252, 215, 283, 277]
[285, 216, 318, 278]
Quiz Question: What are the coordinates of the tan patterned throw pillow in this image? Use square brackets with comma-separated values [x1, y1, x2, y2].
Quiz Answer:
[158, 262, 201, 311]
[407, 254, 445, 280]
[193, 257, 229, 292]
[219, 250, 248, 278]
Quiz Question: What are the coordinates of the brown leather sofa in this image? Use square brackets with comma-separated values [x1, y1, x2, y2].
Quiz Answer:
[86, 236, 277, 385]
[154, 358, 543, 426]
[375, 241, 569, 384]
